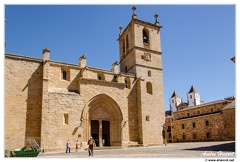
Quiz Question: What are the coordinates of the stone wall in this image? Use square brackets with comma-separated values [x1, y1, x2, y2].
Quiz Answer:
[171, 100, 234, 142]
[163, 116, 173, 143]
[222, 108, 235, 141]
[41, 90, 84, 152]
[5, 54, 43, 150]
[172, 113, 225, 142]
[124, 79, 140, 143]
[49, 62, 80, 91]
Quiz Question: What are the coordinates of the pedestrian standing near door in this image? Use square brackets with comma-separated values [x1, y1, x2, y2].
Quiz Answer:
[66, 139, 71, 153]
[88, 137, 95, 156]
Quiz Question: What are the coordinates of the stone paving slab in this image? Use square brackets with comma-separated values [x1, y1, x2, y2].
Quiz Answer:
[37, 141, 235, 158]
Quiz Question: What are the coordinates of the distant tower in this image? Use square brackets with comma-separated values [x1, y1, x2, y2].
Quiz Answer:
[170, 91, 181, 112]
[187, 85, 201, 107]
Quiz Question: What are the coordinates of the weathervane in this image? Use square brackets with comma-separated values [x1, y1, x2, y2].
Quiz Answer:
[132, 6, 137, 19]
[154, 13, 159, 26]
[119, 25, 123, 35]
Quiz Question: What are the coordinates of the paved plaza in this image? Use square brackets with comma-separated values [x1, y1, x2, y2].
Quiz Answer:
[37, 141, 235, 158]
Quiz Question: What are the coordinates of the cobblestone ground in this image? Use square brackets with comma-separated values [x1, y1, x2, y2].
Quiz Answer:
[38, 141, 235, 158]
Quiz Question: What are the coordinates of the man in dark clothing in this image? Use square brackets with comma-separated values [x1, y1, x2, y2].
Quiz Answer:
[66, 139, 71, 153]
[88, 137, 95, 156]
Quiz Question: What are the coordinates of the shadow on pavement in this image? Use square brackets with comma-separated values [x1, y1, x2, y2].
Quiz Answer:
[184, 142, 235, 152]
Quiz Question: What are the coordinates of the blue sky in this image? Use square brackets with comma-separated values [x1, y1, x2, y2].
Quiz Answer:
[4, 4, 235, 110]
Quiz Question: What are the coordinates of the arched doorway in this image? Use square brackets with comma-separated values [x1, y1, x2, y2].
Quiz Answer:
[81, 94, 123, 147]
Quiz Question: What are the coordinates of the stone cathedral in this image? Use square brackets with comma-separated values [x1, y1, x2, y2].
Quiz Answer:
[5, 7, 165, 152]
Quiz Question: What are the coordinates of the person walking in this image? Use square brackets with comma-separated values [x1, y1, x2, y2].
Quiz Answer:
[75, 140, 79, 152]
[162, 127, 167, 146]
[66, 139, 71, 153]
[88, 137, 96, 156]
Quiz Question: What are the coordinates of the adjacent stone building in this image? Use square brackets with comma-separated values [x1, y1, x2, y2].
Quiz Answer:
[164, 86, 235, 143]
[5, 7, 166, 152]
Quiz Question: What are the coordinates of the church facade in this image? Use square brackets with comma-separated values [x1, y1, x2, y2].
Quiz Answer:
[5, 7, 165, 152]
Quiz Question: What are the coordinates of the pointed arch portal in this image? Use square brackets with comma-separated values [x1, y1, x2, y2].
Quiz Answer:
[82, 94, 123, 147]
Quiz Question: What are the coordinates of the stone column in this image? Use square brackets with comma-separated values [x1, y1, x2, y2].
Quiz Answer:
[99, 120, 103, 147]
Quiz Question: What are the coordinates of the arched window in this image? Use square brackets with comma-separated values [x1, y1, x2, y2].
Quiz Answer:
[62, 70, 67, 80]
[146, 82, 152, 94]
[97, 73, 105, 81]
[192, 122, 196, 128]
[61, 68, 70, 81]
[205, 120, 209, 126]
[182, 124, 185, 129]
[126, 34, 129, 49]
[143, 28, 149, 44]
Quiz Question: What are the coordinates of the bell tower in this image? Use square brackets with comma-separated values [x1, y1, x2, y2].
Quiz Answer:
[118, 6, 165, 146]
[187, 85, 201, 107]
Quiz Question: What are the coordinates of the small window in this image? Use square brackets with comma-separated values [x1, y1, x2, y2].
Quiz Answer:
[61, 68, 70, 81]
[206, 133, 211, 139]
[97, 73, 105, 81]
[64, 114, 69, 125]
[126, 34, 129, 49]
[205, 120, 209, 126]
[148, 70, 151, 77]
[182, 124, 185, 129]
[187, 113, 190, 117]
[192, 122, 196, 128]
[172, 100, 174, 103]
[211, 108, 214, 112]
[193, 133, 197, 139]
[197, 111, 200, 115]
[125, 66, 128, 73]
[190, 95, 192, 99]
[146, 116, 150, 121]
[62, 71, 67, 80]
[146, 82, 153, 94]
[182, 134, 186, 141]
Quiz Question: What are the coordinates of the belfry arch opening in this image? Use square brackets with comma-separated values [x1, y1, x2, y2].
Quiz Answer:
[81, 94, 123, 147]
[142, 28, 149, 44]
